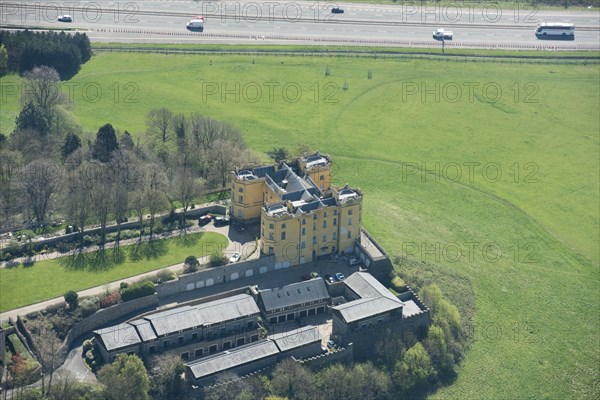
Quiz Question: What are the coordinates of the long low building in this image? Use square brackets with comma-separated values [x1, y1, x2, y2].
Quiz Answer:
[94, 294, 261, 363]
[185, 325, 323, 386]
[258, 278, 330, 324]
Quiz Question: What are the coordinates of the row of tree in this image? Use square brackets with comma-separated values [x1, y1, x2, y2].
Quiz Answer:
[0, 66, 260, 253]
[0, 30, 91, 79]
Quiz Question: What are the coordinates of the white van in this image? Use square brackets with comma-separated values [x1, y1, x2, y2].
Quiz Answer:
[186, 19, 204, 31]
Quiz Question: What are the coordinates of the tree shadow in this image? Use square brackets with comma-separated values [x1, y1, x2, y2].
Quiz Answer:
[177, 232, 199, 247]
[61, 250, 88, 270]
[88, 247, 114, 271]
[111, 243, 126, 265]
[128, 240, 167, 261]
[22, 257, 36, 268]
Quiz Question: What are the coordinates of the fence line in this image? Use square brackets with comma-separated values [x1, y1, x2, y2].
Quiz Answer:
[93, 47, 600, 65]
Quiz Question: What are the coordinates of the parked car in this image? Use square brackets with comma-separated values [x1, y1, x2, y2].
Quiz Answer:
[331, 7, 344, 14]
[335, 272, 345, 281]
[433, 28, 453, 40]
[301, 274, 312, 281]
[198, 214, 212, 226]
[348, 257, 361, 267]
[324, 274, 334, 283]
[327, 339, 336, 348]
[214, 216, 230, 227]
[229, 252, 241, 263]
[310, 272, 319, 278]
[57, 15, 73, 22]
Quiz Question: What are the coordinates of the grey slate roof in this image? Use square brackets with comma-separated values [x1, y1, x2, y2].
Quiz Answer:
[186, 339, 279, 379]
[94, 294, 260, 351]
[332, 272, 403, 324]
[143, 305, 202, 337]
[259, 279, 329, 313]
[333, 297, 402, 323]
[196, 294, 260, 326]
[94, 324, 141, 351]
[129, 319, 157, 342]
[270, 326, 322, 352]
[344, 272, 399, 301]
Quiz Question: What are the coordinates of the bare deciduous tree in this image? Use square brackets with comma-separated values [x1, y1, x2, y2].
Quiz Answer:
[0, 149, 23, 227]
[206, 139, 244, 188]
[22, 66, 65, 118]
[29, 322, 64, 396]
[147, 108, 174, 143]
[20, 159, 62, 226]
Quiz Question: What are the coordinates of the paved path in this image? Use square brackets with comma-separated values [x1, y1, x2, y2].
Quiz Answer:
[0, 224, 259, 323]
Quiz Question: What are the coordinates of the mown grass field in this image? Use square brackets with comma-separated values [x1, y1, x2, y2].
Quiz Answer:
[0, 51, 598, 399]
[0, 232, 227, 312]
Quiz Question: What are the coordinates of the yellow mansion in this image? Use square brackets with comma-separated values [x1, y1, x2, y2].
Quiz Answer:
[231, 152, 362, 266]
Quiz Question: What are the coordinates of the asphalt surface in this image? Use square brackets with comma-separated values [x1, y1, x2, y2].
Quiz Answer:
[1, 1, 599, 49]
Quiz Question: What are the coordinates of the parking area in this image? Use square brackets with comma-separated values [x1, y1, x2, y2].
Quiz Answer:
[200, 222, 260, 262]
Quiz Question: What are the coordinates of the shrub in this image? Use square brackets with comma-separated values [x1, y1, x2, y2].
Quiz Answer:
[121, 281, 156, 302]
[83, 339, 93, 353]
[99, 290, 121, 309]
[184, 255, 199, 274]
[209, 253, 227, 268]
[44, 301, 67, 315]
[78, 297, 100, 318]
[153, 269, 176, 284]
[391, 276, 407, 292]
[64, 290, 79, 310]
[120, 281, 129, 290]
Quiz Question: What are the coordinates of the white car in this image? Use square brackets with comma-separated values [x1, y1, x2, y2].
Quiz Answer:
[433, 29, 453, 40]
[57, 15, 73, 22]
[186, 17, 204, 31]
[229, 252, 241, 263]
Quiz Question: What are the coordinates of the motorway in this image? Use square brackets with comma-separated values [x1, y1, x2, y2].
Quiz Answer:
[1, 1, 599, 49]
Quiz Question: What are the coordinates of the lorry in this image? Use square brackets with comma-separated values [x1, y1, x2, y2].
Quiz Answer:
[433, 28, 453, 40]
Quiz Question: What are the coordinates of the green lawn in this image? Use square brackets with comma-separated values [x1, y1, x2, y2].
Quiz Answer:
[0, 232, 227, 312]
[0, 52, 598, 399]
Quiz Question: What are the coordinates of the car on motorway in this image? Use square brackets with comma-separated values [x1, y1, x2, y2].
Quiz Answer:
[57, 15, 73, 22]
[186, 17, 204, 32]
[229, 252, 241, 263]
[335, 272, 345, 281]
[214, 216, 230, 227]
[198, 214, 212, 226]
[433, 28, 453, 40]
[310, 272, 319, 278]
[331, 7, 344, 14]
[348, 257, 361, 267]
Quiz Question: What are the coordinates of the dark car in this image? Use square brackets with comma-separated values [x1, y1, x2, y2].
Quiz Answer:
[198, 214, 213, 226]
[302, 274, 312, 281]
[57, 15, 73, 22]
[324, 274, 334, 283]
[331, 7, 344, 14]
[214, 216, 230, 227]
